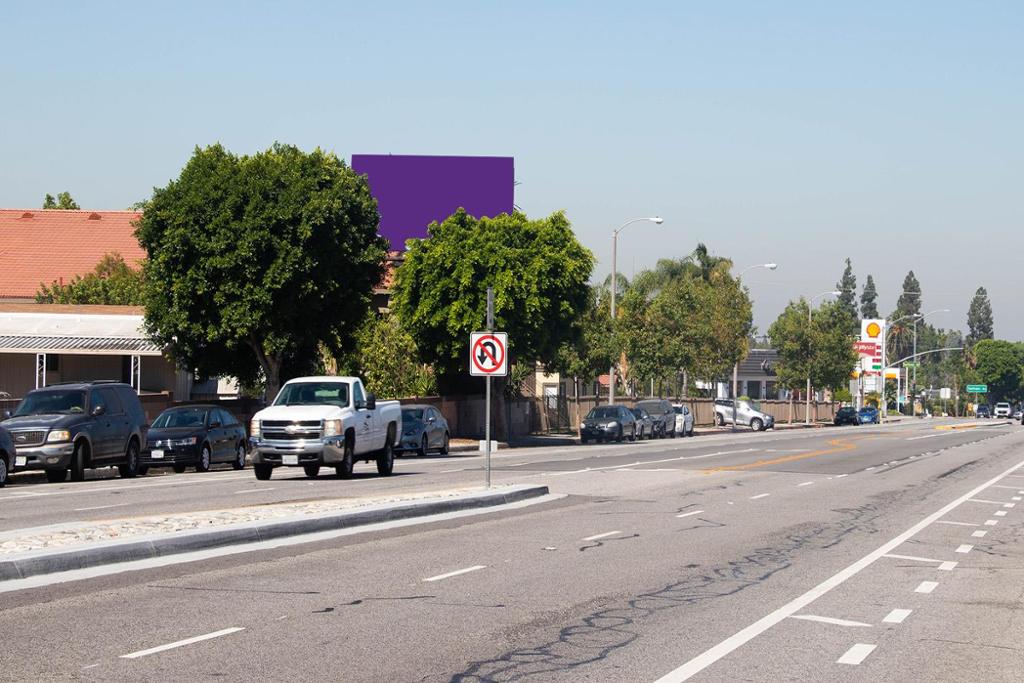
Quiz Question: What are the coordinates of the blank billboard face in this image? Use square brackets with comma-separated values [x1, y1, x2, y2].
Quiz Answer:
[351, 154, 514, 250]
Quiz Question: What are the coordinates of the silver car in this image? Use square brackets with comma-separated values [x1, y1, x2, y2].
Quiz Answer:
[714, 398, 775, 431]
[672, 404, 695, 437]
[397, 405, 450, 456]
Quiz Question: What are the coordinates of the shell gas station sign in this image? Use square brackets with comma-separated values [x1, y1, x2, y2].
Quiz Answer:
[858, 318, 886, 374]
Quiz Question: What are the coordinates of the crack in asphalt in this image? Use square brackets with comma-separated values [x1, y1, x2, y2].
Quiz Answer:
[578, 534, 641, 552]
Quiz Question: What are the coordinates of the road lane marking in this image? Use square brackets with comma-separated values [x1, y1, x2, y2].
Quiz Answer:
[915, 581, 939, 594]
[704, 438, 859, 474]
[936, 521, 979, 527]
[882, 609, 912, 624]
[837, 643, 877, 665]
[423, 565, 487, 582]
[650, 457, 1024, 683]
[968, 499, 1005, 505]
[790, 615, 871, 628]
[995, 511, 1008, 517]
[972, 530, 987, 538]
[906, 433, 946, 440]
[835, 474, 848, 478]
[1013, 497, 1022, 501]
[985, 520, 999, 525]
[676, 510, 705, 519]
[955, 544, 973, 554]
[1003, 503, 1015, 508]
[938, 561, 958, 571]
[73, 503, 129, 512]
[1, 471, 255, 500]
[749, 494, 770, 500]
[582, 531, 621, 541]
[233, 488, 275, 494]
[550, 449, 758, 476]
[797, 481, 814, 487]
[120, 627, 245, 659]
[883, 554, 957, 571]
[989, 485, 1019, 490]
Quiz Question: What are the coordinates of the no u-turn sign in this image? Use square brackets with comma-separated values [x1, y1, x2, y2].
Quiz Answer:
[470, 332, 508, 376]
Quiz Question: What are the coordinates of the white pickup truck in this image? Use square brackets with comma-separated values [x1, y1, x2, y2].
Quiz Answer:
[248, 376, 402, 480]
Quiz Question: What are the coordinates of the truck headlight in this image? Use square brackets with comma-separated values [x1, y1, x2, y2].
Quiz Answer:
[323, 419, 342, 437]
[46, 430, 71, 443]
[250, 419, 260, 438]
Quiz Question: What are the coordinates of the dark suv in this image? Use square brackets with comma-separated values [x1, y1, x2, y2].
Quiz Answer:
[0, 425, 15, 487]
[2, 382, 148, 483]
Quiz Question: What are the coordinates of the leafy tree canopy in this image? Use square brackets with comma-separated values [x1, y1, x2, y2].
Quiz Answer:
[966, 286, 994, 348]
[136, 143, 386, 398]
[35, 252, 144, 305]
[43, 192, 80, 210]
[392, 209, 594, 393]
[835, 257, 858, 325]
[339, 312, 436, 399]
[973, 339, 1023, 403]
[860, 274, 879, 319]
[769, 299, 857, 393]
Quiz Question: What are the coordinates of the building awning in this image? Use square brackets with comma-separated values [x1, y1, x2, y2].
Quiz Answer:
[0, 335, 163, 356]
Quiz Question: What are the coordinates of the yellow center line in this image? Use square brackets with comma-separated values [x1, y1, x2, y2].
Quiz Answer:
[703, 437, 865, 473]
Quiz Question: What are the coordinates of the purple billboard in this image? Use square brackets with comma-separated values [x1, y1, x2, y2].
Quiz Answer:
[351, 154, 515, 250]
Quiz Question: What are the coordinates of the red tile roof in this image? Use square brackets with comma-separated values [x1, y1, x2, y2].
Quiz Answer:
[0, 209, 145, 299]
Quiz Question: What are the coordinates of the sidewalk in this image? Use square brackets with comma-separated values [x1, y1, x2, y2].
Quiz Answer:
[0, 484, 549, 582]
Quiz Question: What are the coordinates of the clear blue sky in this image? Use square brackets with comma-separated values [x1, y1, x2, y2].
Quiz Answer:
[3, 1, 1021, 340]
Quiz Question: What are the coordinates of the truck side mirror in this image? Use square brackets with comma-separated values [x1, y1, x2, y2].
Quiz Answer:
[92, 405, 106, 417]
[365, 393, 376, 411]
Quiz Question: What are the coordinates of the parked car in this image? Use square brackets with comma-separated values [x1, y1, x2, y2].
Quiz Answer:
[1014, 407, 1023, 422]
[834, 407, 859, 426]
[249, 376, 402, 480]
[635, 399, 676, 438]
[1, 381, 147, 482]
[629, 408, 655, 439]
[857, 406, 880, 424]
[994, 402, 1012, 419]
[0, 424, 15, 487]
[672, 404, 695, 437]
[975, 404, 991, 418]
[580, 405, 637, 443]
[714, 398, 775, 431]
[141, 405, 247, 474]
[397, 405, 450, 456]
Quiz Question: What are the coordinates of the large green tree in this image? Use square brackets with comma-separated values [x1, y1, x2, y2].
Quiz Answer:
[966, 286, 994, 348]
[835, 258, 858, 326]
[42, 192, 80, 210]
[973, 339, 1023, 403]
[769, 299, 857, 396]
[391, 209, 593, 393]
[36, 252, 144, 305]
[136, 143, 386, 398]
[890, 270, 923, 362]
[860, 274, 879, 319]
[341, 312, 436, 399]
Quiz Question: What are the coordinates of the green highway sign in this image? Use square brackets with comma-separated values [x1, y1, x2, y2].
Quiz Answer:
[966, 384, 988, 393]
[904, 361, 920, 369]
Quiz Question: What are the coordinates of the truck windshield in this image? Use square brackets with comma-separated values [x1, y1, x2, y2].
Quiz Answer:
[14, 390, 86, 416]
[273, 382, 350, 408]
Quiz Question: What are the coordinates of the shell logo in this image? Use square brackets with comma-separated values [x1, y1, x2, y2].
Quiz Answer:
[865, 322, 882, 338]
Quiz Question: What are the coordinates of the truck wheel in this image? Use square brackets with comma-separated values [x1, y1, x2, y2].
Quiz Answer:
[303, 463, 320, 478]
[254, 464, 273, 481]
[376, 434, 395, 477]
[336, 439, 354, 479]
[118, 440, 140, 478]
[70, 441, 87, 482]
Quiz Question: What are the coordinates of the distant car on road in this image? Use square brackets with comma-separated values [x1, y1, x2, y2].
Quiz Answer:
[397, 405, 450, 456]
[1, 381, 148, 483]
[672, 404, 695, 437]
[635, 399, 676, 438]
[994, 402, 1012, 419]
[1015, 408, 1023, 422]
[834, 407, 859, 426]
[714, 399, 775, 431]
[857, 406, 880, 424]
[975, 404, 991, 418]
[0, 424, 15, 487]
[142, 405, 247, 474]
[629, 408, 655, 439]
[580, 405, 637, 443]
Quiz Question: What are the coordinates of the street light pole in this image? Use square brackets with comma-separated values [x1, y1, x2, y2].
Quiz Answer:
[731, 263, 777, 428]
[910, 308, 950, 416]
[805, 290, 841, 425]
[609, 216, 663, 404]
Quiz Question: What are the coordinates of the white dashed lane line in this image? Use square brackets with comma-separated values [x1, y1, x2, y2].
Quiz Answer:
[882, 609, 912, 624]
[676, 510, 705, 519]
[914, 581, 939, 594]
[837, 643, 877, 666]
[936, 520, 979, 527]
[422, 565, 487, 582]
[120, 627, 245, 659]
[985, 519, 999, 526]
[790, 614, 871, 628]
[582, 531, 621, 542]
[972, 530, 988, 538]
[749, 494, 770, 500]
[955, 544, 974, 554]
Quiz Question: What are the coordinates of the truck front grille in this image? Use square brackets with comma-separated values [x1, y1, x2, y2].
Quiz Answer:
[261, 420, 322, 441]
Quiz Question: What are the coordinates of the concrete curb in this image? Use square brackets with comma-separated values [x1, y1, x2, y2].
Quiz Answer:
[0, 485, 549, 583]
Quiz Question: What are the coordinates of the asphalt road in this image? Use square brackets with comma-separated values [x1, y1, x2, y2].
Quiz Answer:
[2, 418, 1023, 681]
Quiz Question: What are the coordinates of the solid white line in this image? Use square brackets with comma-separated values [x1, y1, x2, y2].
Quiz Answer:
[676, 510, 705, 519]
[790, 614, 871, 628]
[936, 521, 979, 527]
[968, 499, 1005, 505]
[972, 530, 987, 538]
[582, 531, 621, 542]
[73, 503, 129, 512]
[749, 493, 770, 500]
[882, 609, 912, 624]
[907, 433, 946, 441]
[955, 544, 973, 554]
[797, 481, 814, 487]
[120, 627, 245, 659]
[423, 565, 486, 582]
[1, 472, 254, 500]
[985, 520, 999, 526]
[837, 643, 877, 665]
[883, 553, 943, 564]
[995, 511, 1008, 517]
[232, 488, 275, 494]
[915, 581, 939, 594]
[650, 457, 1024, 683]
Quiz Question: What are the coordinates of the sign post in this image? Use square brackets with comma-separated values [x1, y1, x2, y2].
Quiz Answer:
[470, 288, 508, 489]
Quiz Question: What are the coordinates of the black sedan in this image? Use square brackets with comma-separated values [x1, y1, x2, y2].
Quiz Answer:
[142, 405, 247, 473]
[397, 405, 450, 456]
[834, 407, 859, 426]
[580, 405, 637, 444]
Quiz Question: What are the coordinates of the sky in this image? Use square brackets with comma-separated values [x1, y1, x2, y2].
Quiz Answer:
[2, 1, 1021, 339]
